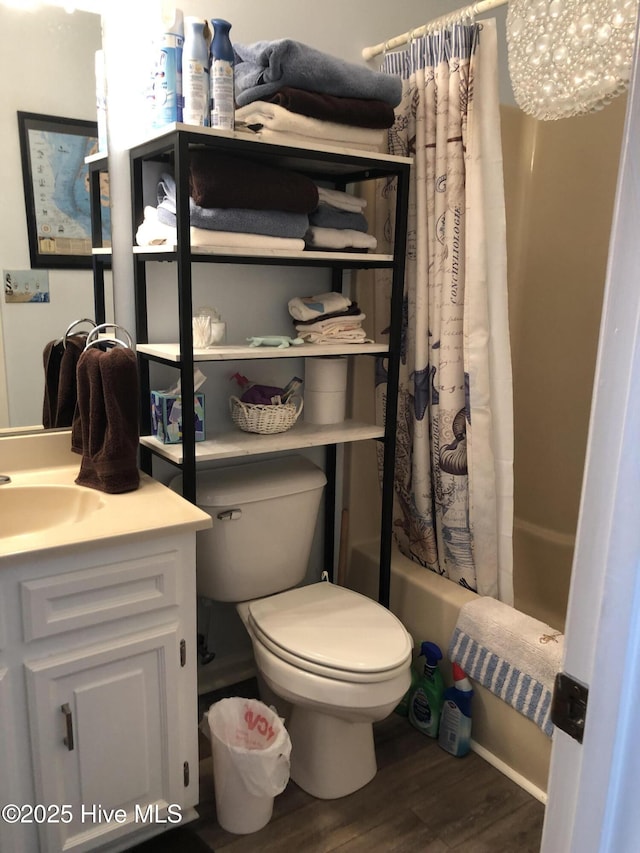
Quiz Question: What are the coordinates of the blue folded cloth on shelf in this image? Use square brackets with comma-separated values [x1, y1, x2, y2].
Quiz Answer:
[233, 39, 403, 108]
[157, 174, 309, 238]
[309, 203, 369, 233]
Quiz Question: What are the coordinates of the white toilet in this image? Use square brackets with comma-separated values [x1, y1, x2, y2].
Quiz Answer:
[184, 455, 412, 800]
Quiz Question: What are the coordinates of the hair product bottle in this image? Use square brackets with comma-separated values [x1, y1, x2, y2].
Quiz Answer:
[152, 5, 184, 128]
[183, 17, 210, 126]
[209, 18, 234, 130]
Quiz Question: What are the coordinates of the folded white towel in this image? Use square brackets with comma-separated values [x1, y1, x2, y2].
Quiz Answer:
[448, 596, 564, 736]
[239, 126, 381, 153]
[305, 226, 378, 251]
[235, 101, 385, 149]
[288, 292, 352, 322]
[136, 207, 305, 252]
[317, 186, 367, 213]
[295, 312, 372, 344]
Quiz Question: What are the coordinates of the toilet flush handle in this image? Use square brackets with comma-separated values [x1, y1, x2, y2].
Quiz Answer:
[217, 509, 242, 521]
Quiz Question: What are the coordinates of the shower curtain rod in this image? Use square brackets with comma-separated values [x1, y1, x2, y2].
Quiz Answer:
[362, 0, 508, 60]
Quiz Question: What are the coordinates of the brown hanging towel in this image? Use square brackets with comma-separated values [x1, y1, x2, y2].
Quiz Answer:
[74, 346, 140, 494]
[42, 334, 85, 429]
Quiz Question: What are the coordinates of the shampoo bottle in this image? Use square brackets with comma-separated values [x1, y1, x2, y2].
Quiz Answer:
[438, 663, 474, 757]
[408, 641, 444, 737]
[209, 18, 234, 129]
[183, 17, 210, 126]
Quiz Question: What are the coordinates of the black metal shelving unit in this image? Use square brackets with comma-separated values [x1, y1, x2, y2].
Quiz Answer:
[128, 125, 410, 607]
[87, 153, 110, 324]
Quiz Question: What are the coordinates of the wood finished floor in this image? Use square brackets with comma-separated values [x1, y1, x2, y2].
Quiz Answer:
[128, 681, 545, 852]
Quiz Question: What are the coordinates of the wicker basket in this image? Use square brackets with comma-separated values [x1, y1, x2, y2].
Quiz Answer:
[229, 395, 303, 435]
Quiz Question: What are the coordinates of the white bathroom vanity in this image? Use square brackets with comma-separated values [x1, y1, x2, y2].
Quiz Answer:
[0, 431, 211, 853]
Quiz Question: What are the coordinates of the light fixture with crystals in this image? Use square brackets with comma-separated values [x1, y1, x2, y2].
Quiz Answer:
[506, 0, 639, 120]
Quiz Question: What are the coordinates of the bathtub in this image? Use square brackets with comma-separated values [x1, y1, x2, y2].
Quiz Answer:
[347, 539, 554, 803]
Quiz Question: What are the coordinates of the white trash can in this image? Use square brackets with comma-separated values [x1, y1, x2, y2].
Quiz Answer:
[207, 697, 292, 834]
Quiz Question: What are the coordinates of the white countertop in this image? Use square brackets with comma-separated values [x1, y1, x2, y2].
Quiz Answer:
[0, 431, 211, 560]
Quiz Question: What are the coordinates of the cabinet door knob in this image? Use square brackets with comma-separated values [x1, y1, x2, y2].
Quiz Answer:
[61, 703, 74, 751]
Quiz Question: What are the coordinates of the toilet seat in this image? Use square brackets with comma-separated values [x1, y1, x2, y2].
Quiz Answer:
[247, 582, 412, 684]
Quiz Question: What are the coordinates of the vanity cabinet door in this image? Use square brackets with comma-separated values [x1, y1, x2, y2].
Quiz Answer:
[24, 624, 188, 853]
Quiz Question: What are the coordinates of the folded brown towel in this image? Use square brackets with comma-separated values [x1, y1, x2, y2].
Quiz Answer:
[42, 334, 85, 429]
[75, 347, 140, 494]
[266, 86, 396, 129]
[189, 151, 319, 213]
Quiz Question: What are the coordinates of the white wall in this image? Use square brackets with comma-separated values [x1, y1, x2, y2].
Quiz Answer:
[0, 7, 104, 427]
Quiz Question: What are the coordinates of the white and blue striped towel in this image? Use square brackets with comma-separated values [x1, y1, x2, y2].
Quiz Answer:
[448, 597, 564, 736]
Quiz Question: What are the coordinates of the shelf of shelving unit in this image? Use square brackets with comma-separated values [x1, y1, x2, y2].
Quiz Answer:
[136, 341, 388, 362]
[140, 419, 384, 465]
[129, 126, 411, 607]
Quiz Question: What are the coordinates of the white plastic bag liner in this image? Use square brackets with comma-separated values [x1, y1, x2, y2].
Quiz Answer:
[207, 697, 292, 834]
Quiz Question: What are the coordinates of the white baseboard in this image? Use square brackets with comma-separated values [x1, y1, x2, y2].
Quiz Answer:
[471, 739, 548, 804]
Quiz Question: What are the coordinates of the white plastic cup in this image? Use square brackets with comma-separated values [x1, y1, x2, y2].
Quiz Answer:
[210, 727, 274, 834]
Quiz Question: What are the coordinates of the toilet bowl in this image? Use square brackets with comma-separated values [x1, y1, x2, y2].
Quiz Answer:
[174, 456, 413, 800]
[238, 582, 412, 799]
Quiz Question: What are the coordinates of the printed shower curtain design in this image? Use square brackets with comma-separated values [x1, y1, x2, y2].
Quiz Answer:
[377, 19, 514, 603]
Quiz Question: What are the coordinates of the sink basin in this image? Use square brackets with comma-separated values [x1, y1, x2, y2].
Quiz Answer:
[0, 484, 103, 539]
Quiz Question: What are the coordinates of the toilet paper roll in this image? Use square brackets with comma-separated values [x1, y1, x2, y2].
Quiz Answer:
[304, 389, 346, 424]
[305, 357, 348, 392]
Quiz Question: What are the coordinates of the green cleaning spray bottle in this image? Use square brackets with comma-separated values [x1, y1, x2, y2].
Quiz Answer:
[408, 641, 444, 737]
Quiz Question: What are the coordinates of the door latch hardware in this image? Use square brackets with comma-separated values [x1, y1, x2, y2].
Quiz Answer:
[551, 672, 589, 743]
[183, 761, 190, 786]
[180, 639, 186, 667]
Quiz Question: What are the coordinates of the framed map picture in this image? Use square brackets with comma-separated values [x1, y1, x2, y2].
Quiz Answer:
[17, 112, 111, 269]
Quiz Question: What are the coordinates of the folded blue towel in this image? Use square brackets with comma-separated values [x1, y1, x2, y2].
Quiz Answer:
[157, 174, 309, 238]
[309, 203, 369, 233]
[233, 39, 403, 108]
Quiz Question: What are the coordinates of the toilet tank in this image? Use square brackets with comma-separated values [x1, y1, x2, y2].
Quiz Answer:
[173, 456, 326, 602]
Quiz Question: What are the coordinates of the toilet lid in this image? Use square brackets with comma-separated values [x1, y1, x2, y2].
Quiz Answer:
[247, 583, 412, 676]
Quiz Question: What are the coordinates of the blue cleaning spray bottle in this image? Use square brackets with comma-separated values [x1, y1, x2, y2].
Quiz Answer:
[438, 663, 474, 757]
[408, 641, 444, 737]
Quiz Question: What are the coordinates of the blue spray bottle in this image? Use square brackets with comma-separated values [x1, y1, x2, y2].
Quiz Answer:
[209, 19, 234, 129]
[438, 663, 474, 756]
[408, 641, 444, 737]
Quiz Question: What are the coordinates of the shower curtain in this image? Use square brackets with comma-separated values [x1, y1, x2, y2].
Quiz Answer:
[375, 19, 514, 603]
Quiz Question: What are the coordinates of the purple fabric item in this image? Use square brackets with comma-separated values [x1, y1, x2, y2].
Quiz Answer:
[241, 383, 285, 405]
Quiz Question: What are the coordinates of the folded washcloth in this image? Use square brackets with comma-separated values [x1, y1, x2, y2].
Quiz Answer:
[233, 39, 403, 108]
[189, 150, 319, 213]
[294, 303, 362, 326]
[309, 203, 369, 233]
[448, 596, 564, 736]
[264, 86, 396, 128]
[295, 312, 371, 344]
[157, 174, 309, 238]
[42, 334, 85, 430]
[317, 186, 367, 213]
[136, 206, 306, 252]
[237, 126, 382, 153]
[74, 346, 140, 494]
[288, 291, 352, 322]
[305, 226, 378, 251]
[235, 101, 386, 149]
